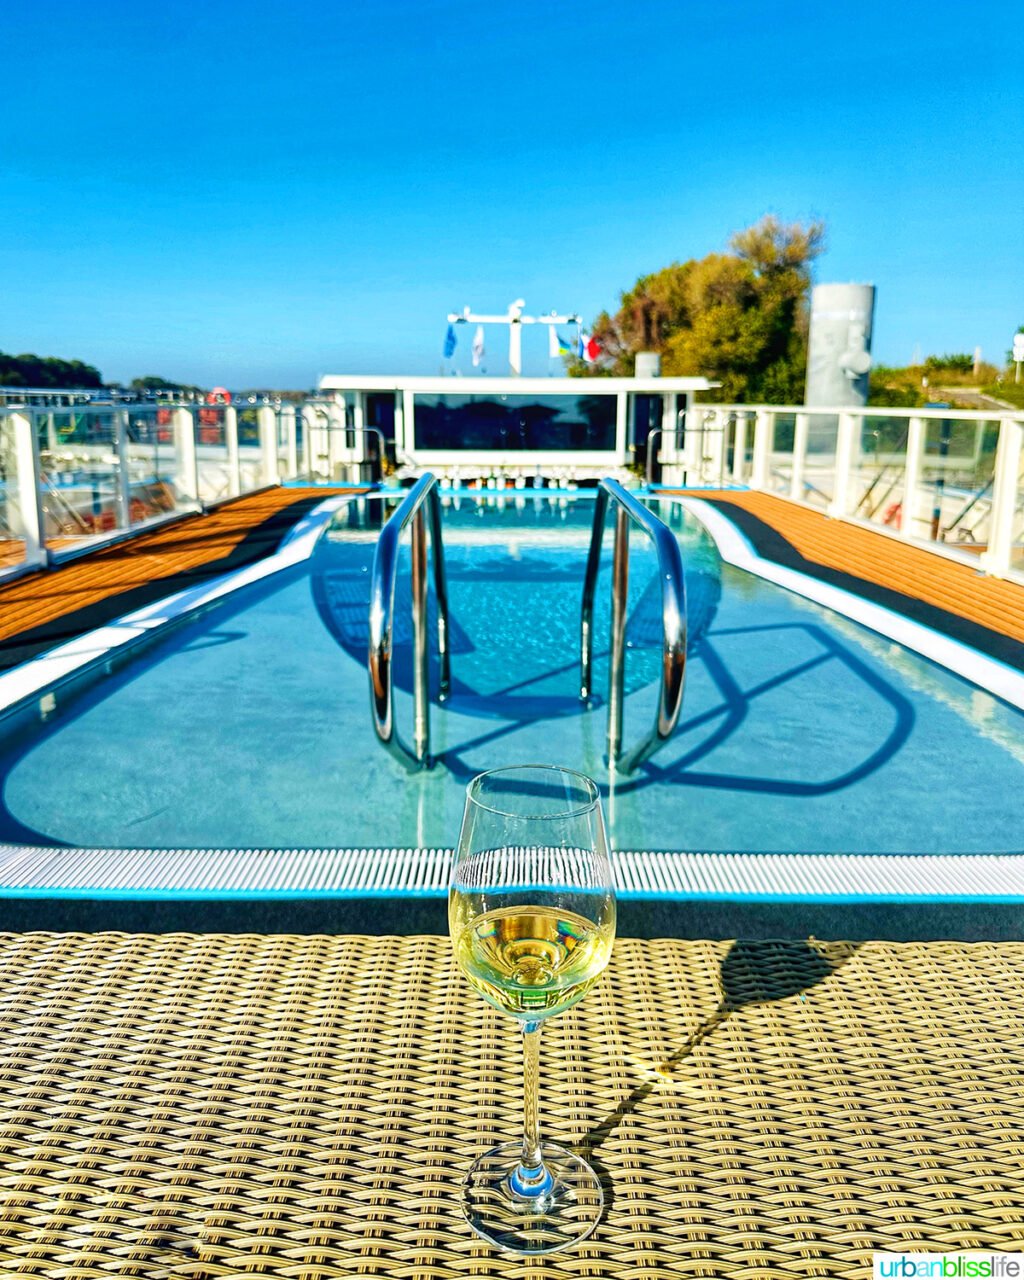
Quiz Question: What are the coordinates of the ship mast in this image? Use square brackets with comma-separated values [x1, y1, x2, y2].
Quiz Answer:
[447, 301, 581, 375]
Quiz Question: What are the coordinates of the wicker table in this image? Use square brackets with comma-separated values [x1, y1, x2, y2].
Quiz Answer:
[0, 932, 1022, 1277]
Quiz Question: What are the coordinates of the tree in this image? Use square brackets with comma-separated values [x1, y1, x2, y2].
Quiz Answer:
[129, 375, 203, 394]
[572, 216, 825, 403]
[0, 350, 103, 388]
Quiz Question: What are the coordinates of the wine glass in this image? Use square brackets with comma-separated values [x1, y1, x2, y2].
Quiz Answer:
[449, 764, 616, 1255]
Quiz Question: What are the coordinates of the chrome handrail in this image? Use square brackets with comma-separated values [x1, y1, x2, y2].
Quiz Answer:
[368, 473, 451, 768]
[644, 425, 685, 488]
[304, 406, 387, 482]
[645, 428, 665, 489]
[580, 477, 686, 772]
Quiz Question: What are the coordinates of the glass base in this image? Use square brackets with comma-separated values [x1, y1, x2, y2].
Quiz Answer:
[461, 1140, 604, 1255]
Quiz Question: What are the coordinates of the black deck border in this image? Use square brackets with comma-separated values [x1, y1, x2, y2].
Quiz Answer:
[0, 493, 327, 673]
[702, 497, 1023, 671]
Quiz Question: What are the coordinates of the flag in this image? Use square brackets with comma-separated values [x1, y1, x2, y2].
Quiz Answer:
[443, 324, 457, 358]
[556, 331, 573, 356]
[472, 325, 485, 367]
[579, 332, 600, 364]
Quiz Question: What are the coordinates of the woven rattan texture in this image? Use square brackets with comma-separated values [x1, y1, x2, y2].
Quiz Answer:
[0, 933, 1021, 1278]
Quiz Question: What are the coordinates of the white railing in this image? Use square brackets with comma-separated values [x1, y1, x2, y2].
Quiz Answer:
[0, 399, 381, 578]
[651, 402, 1024, 581]
[4, 392, 1023, 585]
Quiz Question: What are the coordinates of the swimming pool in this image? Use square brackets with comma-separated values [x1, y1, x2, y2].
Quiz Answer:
[0, 490, 1021, 858]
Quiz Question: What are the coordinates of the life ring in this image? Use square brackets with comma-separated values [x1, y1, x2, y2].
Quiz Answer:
[883, 501, 902, 529]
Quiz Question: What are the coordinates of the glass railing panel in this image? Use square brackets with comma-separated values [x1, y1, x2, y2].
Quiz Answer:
[767, 413, 795, 495]
[917, 417, 1000, 549]
[802, 412, 838, 510]
[39, 408, 128, 551]
[124, 407, 201, 525]
[0, 416, 26, 571]
[847, 413, 908, 530]
[1012, 457, 1024, 574]
[193, 405, 233, 503]
[236, 406, 263, 490]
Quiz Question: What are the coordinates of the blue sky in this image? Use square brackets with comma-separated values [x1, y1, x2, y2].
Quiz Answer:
[2, 0, 1021, 386]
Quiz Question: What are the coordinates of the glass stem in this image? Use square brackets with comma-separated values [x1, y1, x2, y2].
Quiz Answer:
[511, 1020, 554, 1199]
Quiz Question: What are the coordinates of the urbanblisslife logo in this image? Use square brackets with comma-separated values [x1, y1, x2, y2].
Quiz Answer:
[874, 1255, 1024, 1278]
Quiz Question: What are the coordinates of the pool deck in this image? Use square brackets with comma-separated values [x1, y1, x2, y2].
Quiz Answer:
[0, 486, 354, 672]
[673, 489, 1024, 669]
[0, 483, 1020, 674]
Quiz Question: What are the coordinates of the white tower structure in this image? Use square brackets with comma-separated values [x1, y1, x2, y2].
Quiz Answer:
[804, 283, 876, 408]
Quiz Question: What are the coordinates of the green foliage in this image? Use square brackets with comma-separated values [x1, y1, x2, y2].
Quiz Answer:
[867, 364, 925, 407]
[923, 353, 974, 373]
[572, 215, 825, 403]
[982, 381, 1024, 409]
[0, 350, 103, 388]
[868, 384, 924, 408]
[129, 375, 201, 393]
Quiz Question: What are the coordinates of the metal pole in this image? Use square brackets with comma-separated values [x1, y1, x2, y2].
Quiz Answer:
[828, 412, 859, 518]
[751, 409, 773, 490]
[579, 485, 610, 700]
[411, 505, 430, 764]
[732, 411, 748, 484]
[10, 411, 48, 568]
[791, 412, 810, 502]
[113, 407, 131, 528]
[981, 417, 1024, 576]
[282, 406, 298, 479]
[930, 417, 951, 540]
[224, 406, 241, 496]
[646, 428, 662, 489]
[901, 415, 926, 539]
[509, 320, 522, 376]
[173, 407, 200, 506]
[427, 485, 451, 700]
[257, 406, 278, 486]
[607, 506, 629, 764]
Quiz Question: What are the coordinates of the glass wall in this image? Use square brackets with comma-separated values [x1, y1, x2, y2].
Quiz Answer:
[39, 407, 128, 549]
[125, 407, 198, 519]
[236, 406, 263, 490]
[919, 417, 999, 547]
[800, 413, 839, 510]
[845, 414, 909, 530]
[413, 393, 617, 451]
[191, 405, 233, 502]
[767, 413, 795, 496]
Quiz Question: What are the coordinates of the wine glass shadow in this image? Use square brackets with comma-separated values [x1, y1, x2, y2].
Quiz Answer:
[580, 938, 861, 1211]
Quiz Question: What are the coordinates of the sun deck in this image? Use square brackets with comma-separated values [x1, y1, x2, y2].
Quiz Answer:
[0, 487, 355, 672]
[689, 489, 1024, 664]
[1, 483, 1020, 671]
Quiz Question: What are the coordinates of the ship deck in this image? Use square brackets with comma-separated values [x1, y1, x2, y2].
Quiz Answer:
[0, 484, 1020, 674]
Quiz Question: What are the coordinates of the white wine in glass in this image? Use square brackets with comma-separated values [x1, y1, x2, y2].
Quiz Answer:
[449, 765, 616, 1255]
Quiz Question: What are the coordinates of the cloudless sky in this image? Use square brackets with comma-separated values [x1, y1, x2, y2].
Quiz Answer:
[2, 0, 1022, 386]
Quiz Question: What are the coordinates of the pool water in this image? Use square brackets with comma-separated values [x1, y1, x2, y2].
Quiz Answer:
[1, 493, 1021, 854]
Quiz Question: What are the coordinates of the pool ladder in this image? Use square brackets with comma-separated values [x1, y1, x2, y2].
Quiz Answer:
[581, 478, 687, 772]
[368, 472, 451, 769]
[367, 473, 687, 773]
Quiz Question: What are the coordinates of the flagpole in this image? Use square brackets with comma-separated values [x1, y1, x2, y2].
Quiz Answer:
[447, 302, 582, 376]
